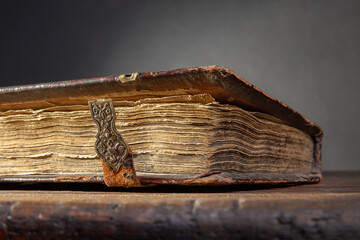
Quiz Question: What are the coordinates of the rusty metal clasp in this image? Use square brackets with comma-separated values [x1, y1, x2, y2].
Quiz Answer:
[89, 98, 141, 187]
[89, 98, 130, 171]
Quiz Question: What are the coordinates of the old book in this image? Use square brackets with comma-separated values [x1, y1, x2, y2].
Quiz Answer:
[0, 66, 322, 187]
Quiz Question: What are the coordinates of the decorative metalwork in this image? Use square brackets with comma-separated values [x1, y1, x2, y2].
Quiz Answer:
[89, 98, 129, 172]
[118, 72, 138, 83]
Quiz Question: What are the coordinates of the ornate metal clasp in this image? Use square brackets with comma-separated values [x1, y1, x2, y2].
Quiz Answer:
[89, 98, 130, 172]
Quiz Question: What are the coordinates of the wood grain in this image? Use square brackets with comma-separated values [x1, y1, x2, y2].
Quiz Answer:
[0, 172, 358, 239]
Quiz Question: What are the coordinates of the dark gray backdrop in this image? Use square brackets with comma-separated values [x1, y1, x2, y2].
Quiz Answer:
[1, 0, 359, 170]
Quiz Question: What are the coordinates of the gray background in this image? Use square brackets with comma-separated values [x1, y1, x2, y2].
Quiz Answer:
[1, 0, 359, 170]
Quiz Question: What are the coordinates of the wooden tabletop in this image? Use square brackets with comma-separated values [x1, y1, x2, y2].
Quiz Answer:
[0, 171, 359, 239]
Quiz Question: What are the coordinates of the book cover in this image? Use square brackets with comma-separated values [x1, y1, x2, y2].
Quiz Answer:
[0, 66, 322, 187]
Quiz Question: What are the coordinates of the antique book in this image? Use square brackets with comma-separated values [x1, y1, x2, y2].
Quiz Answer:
[0, 66, 322, 187]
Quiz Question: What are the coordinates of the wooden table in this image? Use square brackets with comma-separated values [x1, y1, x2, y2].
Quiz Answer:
[0, 172, 359, 239]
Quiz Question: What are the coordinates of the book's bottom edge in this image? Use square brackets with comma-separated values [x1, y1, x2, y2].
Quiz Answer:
[0, 172, 322, 186]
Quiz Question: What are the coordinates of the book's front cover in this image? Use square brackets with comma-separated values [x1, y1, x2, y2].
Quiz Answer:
[0, 66, 322, 187]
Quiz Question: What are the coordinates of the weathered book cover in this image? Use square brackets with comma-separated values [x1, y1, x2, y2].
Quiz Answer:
[0, 66, 322, 187]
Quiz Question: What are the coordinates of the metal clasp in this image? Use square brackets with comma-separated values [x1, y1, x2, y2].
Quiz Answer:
[118, 72, 138, 83]
[89, 98, 141, 187]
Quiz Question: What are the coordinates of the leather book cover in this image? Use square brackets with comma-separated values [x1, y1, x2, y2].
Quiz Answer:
[0, 66, 322, 187]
